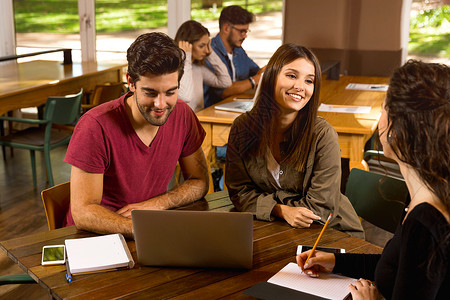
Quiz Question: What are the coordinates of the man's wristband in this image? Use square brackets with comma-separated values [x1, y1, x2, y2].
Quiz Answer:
[249, 77, 255, 89]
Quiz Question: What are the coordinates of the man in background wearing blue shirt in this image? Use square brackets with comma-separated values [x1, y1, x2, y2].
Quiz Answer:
[204, 5, 265, 108]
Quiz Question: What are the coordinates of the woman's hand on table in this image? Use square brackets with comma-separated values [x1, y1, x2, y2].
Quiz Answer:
[272, 204, 321, 228]
[349, 278, 380, 300]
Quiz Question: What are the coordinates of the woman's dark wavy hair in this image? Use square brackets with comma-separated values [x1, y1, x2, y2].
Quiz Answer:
[385, 59, 449, 206]
[244, 43, 321, 171]
[386, 60, 450, 283]
[127, 32, 185, 84]
[174, 20, 210, 65]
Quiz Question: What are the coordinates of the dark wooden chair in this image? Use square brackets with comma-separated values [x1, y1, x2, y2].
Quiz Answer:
[82, 82, 125, 113]
[41, 181, 70, 231]
[362, 150, 403, 180]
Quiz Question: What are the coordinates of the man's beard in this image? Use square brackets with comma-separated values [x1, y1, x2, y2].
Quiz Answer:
[227, 34, 244, 49]
[135, 94, 175, 126]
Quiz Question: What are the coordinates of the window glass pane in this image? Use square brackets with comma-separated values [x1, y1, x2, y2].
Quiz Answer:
[95, 0, 168, 63]
[14, 0, 81, 62]
[408, 1, 449, 64]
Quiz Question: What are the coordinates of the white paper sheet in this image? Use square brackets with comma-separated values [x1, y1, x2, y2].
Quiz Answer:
[268, 262, 357, 300]
[318, 103, 371, 114]
[345, 83, 388, 91]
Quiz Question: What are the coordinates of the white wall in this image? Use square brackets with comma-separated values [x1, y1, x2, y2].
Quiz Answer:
[0, 0, 16, 57]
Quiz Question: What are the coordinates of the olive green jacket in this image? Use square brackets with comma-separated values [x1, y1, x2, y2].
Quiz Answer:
[225, 115, 364, 239]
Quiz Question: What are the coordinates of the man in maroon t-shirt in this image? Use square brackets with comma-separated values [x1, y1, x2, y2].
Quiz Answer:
[65, 33, 209, 239]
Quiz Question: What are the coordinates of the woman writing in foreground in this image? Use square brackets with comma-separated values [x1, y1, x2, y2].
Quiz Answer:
[298, 60, 449, 299]
[225, 44, 364, 238]
[175, 20, 231, 112]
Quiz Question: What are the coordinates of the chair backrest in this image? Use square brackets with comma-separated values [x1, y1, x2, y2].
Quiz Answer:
[363, 150, 403, 180]
[41, 181, 70, 230]
[91, 82, 125, 106]
[43, 89, 83, 125]
[0, 274, 36, 286]
[345, 168, 408, 233]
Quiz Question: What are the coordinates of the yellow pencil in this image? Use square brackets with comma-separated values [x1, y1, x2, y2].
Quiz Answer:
[304, 213, 333, 266]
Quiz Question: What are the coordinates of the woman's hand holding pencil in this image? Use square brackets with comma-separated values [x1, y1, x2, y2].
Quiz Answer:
[296, 249, 336, 277]
[296, 213, 336, 277]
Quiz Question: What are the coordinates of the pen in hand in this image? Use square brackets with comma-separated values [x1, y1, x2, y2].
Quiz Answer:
[303, 213, 332, 269]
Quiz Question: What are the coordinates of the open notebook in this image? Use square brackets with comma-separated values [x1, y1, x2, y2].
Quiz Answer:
[244, 262, 356, 300]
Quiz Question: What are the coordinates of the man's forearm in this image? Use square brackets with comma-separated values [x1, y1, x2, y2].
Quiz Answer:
[73, 204, 134, 239]
[221, 80, 253, 99]
[150, 177, 208, 209]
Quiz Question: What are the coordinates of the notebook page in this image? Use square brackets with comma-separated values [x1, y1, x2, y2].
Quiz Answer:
[268, 263, 356, 300]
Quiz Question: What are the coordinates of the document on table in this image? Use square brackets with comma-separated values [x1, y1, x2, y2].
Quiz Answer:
[65, 233, 134, 275]
[319, 103, 371, 114]
[346, 83, 388, 91]
[267, 262, 356, 300]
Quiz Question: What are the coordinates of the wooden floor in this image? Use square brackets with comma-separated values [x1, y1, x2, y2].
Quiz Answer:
[0, 145, 70, 299]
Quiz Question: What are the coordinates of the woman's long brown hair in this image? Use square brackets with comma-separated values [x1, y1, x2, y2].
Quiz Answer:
[242, 44, 322, 171]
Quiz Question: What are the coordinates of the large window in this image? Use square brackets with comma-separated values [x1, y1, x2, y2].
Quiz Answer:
[14, 0, 282, 64]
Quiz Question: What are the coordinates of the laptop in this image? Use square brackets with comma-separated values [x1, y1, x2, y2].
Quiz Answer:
[214, 73, 263, 113]
[214, 100, 254, 113]
[131, 210, 254, 269]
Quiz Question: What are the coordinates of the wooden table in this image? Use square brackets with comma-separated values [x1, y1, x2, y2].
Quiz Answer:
[0, 60, 127, 116]
[1, 191, 382, 299]
[197, 75, 389, 186]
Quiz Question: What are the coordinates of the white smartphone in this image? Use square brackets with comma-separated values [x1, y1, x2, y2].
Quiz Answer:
[297, 245, 345, 255]
[41, 245, 66, 265]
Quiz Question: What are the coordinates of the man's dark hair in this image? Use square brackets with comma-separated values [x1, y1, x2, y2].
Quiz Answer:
[219, 5, 255, 28]
[127, 32, 185, 84]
